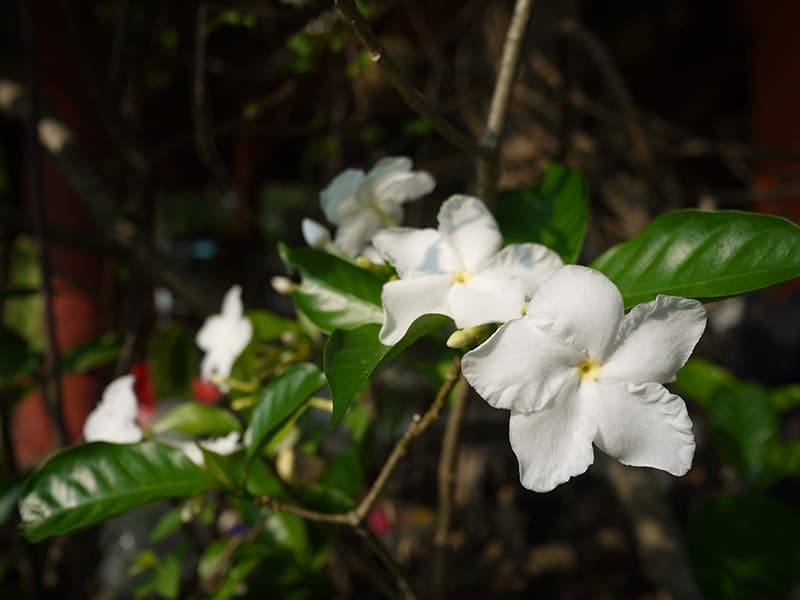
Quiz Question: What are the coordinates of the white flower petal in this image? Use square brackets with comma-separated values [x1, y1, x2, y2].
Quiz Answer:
[480, 243, 564, 298]
[603, 295, 707, 384]
[373, 228, 459, 278]
[181, 442, 205, 466]
[462, 317, 583, 413]
[333, 210, 382, 257]
[437, 195, 502, 272]
[448, 273, 525, 328]
[221, 285, 244, 318]
[200, 431, 241, 455]
[375, 171, 435, 205]
[99, 374, 138, 419]
[320, 168, 364, 224]
[582, 381, 695, 476]
[525, 265, 623, 359]
[83, 375, 142, 443]
[301, 218, 332, 249]
[509, 394, 597, 492]
[379, 275, 452, 345]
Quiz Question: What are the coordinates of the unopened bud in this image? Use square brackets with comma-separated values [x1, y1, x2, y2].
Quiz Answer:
[446, 325, 491, 350]
[355, 256, 373, 269]
[271, 276, 298, 295]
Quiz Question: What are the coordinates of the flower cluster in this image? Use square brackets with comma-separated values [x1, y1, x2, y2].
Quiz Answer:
[196, 285, 252, 390]
[373, 194, 707, 492]
[302, 156, 434, 260]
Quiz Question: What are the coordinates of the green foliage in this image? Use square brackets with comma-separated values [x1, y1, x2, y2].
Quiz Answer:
[0, 477, 21, 525]
[19, 442, 218, 542]
[152, 403, 241, 437]
[592, 210, 800, 308]
[677, 359, 800, 485]
[497, 162, 589, 263]
[61, 332, 121, 374]
[148, 323, 197, 398]
[133, 550, 182, 600]
[278, 243, 385, 332]
[689, 495, 800, 600]
[323, 315, 450, 426]
[244, 363, 327, 460]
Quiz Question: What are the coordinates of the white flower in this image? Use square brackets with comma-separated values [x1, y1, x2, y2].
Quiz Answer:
[301, 218, 332, 250]
[462, 265, 706, 492]
[320, 156, 435, 257]
[196, 285, 253, 388]
[180, 431, 241, 466]
[374, 195, 563, 345]
[83, 375, 143, 443]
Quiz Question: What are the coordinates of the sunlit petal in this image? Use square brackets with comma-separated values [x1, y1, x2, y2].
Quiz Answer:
[582, 381, 694, 475]
[480, 243, 564, 298]
[448, 272, 525, 327]
[379, 275, 451, 345]
[321, 168, 364, 224]
[603, 295, 707, 384]
[437, 195, 502, 272]
[373, 228, 459, 278]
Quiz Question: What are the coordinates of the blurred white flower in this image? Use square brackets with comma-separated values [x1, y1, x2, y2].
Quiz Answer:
[196, 285, 253, 389]
[83, 375, 143, 443]
[374, 195, 563, 345]
[462, 265, 706, 492]
[301, 218, 332, 250]
[319, 156, 434, 258]
[181, 431, 241, 466]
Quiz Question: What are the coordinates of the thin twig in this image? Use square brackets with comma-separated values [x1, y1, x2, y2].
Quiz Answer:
[432, 378, 468, 599]
[476, 0, 535, 207]
[259, 357, 462, 527]
[333, 0, 488, 160]
[20, 1, 68, 447]
[357, 526, 417, 600]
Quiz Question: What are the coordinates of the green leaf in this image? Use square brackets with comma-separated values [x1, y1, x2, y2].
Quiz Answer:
[0, 327, 39, 383]
[148, 323, 197, 398]
[19, 442, 218, 542]
[61, 332, 120, 374]
[278, 243, 384, 332]
[247, 309, 301, 341]
[497, 162, 589, 263]
[675, 358, 735, 407]
[152, 403, 241, 437]
[244, 363, 326, 459]
[0, 477, 22, 525]
[134, 552, 182, 600]
[689, 495, 800, 600]
[707, 382, 778, 483]
[771, 383, 800, 412]
[149, 506, 184, 542]
[324, 314, 450, 426]
[592, 209, 800, 308]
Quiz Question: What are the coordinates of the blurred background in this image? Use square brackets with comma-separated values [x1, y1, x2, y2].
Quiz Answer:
[0, 0, 799, 598]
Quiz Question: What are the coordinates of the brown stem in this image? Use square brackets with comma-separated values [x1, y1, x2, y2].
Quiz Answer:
[432, 378, 469, 599]
[259, 357, 462, 528]
[477, 0, 536, 207]
[333, 0, 488, 160]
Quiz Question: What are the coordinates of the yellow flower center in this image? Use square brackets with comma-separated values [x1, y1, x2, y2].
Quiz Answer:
[451, 268, 472, 284]
[577, 358, 602, 383]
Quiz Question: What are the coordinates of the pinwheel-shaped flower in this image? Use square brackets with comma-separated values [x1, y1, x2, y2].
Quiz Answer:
[320, 157, 435, 258]
[374, 195, 563, 345]
[83, 375, 143, 443]
[196, 285, 252, 388]
[462, 265, 706, 492]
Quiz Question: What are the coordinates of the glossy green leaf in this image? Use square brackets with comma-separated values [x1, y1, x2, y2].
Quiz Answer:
[689, 495, 800, 600]
[61, 332, 120, 374]
[19, 442, 218, 542]
[771, 383, 800, 412]
[244, 363, 326, 459]
[278, 243, 384, 332]
[0, 477, 21, 525]
[592, 209, 800, 308]
[149, 506, 184, 543]
[324, 315, 450, 426]
[497, 162, 589, 263]
[151, 403, 241, 437]
[148, 323, 197, 398]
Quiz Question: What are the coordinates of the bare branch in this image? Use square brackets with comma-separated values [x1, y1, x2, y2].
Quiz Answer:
[333, 0, 488, 160]
[477, 0, 536, 207]
[259, 357, 462, 528]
